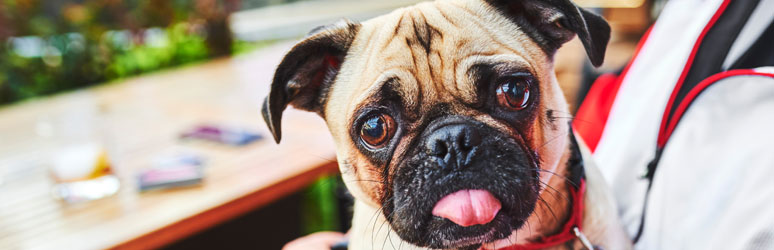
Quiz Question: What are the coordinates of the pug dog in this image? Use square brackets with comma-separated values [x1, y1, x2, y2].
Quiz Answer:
[263, 0, 631, 249]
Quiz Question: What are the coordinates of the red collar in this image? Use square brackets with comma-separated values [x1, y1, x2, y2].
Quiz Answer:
[489, 178, 587, 250]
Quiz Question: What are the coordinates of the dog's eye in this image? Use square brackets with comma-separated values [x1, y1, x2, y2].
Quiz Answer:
[496, 76, 531, 110]
[359, 113, 396, 148]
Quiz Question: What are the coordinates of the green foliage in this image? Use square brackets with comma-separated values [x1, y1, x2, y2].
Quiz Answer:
[105, 25, 211, 79]
[232, 39, 278, 56]
[0, 0, 241, 105]
[0, 26, 213, 104]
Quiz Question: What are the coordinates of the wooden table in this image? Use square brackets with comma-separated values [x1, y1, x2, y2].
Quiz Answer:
[0, 41, 339, 250]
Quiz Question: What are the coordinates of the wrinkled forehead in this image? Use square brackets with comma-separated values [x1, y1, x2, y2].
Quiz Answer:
[326, 0, 550, 126]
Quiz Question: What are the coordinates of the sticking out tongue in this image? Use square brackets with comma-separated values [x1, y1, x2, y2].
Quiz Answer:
[432, 189, 501, 227]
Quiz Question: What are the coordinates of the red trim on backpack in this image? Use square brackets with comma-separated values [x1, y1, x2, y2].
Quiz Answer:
[573, 26, 653, 152]
[662, 70, 774, 144]
[656, 0, 732, 148]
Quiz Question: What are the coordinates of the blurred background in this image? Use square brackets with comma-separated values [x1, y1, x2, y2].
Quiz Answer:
[0, 0, 657, 249]
[2, 0, 264, 105]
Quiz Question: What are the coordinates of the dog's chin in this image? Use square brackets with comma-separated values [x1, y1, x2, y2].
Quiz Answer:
[422, 208, 520, 249]
[389, 185, 535, 249]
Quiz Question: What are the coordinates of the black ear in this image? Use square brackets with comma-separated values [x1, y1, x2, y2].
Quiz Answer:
[485, 0, 611, 67]
[262, 20, 360, 143]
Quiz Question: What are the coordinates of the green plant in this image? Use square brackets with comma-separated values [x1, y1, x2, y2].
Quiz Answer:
[302, 175, 342, 234]
[0, 0, 241, 106]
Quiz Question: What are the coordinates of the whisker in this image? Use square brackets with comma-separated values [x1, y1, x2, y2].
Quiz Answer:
[378, 209, 398, 250]
[381, 226, 390, 250]
[532, 196, 545, 225]
[516, 191, 535, 239]
[568, 117, 594, 124]
[368, 200, 390, 249]
[538, 196, 560, 222]
[524, 217, 534, 240]
[538, 179, 571, 203]
[377, 199, 403, 250]
[550, 110, 575, 116]
[302, 153, 338, 162]
[535, 169, 578, 188]
[538, 131, 570, 149]
[386, 224, 397, 250]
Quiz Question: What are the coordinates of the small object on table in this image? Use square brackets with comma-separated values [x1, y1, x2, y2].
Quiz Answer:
[180, 125, 263, 146]
[138, 153, 206, 192]
[50, 143, 120, 203]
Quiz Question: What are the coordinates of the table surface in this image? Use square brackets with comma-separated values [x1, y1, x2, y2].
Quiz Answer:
[0, 41, 339, 250]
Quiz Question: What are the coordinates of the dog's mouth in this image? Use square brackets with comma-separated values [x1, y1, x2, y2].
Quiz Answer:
[431, 189, 502, 227]
[428, 188, 512, 248]
[384, 148, 539, 249]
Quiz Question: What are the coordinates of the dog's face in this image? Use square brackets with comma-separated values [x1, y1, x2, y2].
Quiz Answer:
[263, 0, 609, 249]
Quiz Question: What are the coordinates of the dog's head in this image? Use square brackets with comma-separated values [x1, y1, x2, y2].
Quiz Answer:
[263, 0, 609, 248]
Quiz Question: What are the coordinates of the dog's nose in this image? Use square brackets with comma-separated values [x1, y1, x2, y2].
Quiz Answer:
[426, 124, 481, 170]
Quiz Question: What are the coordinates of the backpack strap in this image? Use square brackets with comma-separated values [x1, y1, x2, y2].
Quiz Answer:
[633, 0, 770, 242]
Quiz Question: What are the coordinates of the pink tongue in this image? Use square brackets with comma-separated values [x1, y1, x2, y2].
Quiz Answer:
[432, 189, 501, 227]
